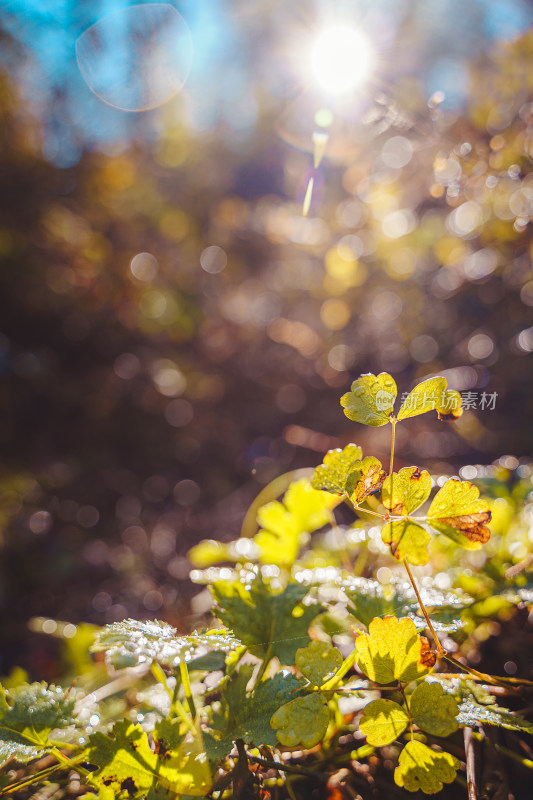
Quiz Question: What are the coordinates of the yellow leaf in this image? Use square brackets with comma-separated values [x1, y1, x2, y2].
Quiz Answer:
[354, 616, 434, 685]
[427, 478, 491, 550]
[394, 740, 460, 793]
[340, 373, 397, 427]
[382, 467, 431, 516]
[397, 377, 447, 421]
[360, 699, 409, 746]
[381, 520, 431, 566]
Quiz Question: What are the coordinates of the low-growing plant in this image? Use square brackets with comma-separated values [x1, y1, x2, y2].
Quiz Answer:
[1, 372, 533, 799]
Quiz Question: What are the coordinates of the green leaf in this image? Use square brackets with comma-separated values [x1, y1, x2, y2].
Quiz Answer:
[409, 682, 458, 737]
[311, 444, 363, 495]
[297, 572, 471, 632]
[92, 619, 241, 669]
[295, 641, 343, 686]
[254, 479, 338, 567]
[270, 693, 329, 748]
[207, 665, 305, 757]
[382, 467, 432, 516]
[381, 520, 431, 566]
[394, 740, 460, 794]
[86, 720, 212, 797]
[340, 373, 397, 427]
[397, 377, 447, 421]
[354, 616, 434, 684]
[359, 699, 409, 746]
[212, 572, 322, 664]
[0, 682, 75, 767]
[434, 677, 533, 733]
[346, 456, 386, 505]
[427, 478, 491, 550]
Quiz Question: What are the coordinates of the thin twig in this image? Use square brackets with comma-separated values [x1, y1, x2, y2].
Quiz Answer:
[403, 558, 444, 656]
[464, 727, 477, 800]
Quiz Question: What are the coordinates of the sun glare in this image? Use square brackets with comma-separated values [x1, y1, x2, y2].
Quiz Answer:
[310, 25, 373, 95]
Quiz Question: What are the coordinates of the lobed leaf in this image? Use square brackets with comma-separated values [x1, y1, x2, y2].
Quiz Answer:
[255, 479, 338, 567]
[270, 693, 329, 748]
[212, 573, 322, 664]
[85, 720, 211, 797]
[207, 666, 305, 756]
[381, 519, 431, 566]
[92, 619, 242, 669]
[354, 616, 434, 685]
[360, 699, 409, 746]
[409, 682, 459, 737]
[340, 373, 397, 427]
[382, 467, 431, 516]
[433, 677, 533, 733]
[311, 444, 363, 495]
[427, 478, 491, 550]
[394, 740, 460, 794]
[397, 377, 447, 421]
[0, 682, 75, 767]
[295, 640, 343, 686]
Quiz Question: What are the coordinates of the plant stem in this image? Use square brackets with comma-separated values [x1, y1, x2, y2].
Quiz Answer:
[464, 727, 477, 800]
[389, 418, 397, 477]
[179, 659, 196, 720]
[0, 764, 64, 796]
[321, 649, 357, 691]
[471, 730, 533, 770]
[402, 558, 444, 656]
[150, 663, 197, 735]
[443, 654, 528, 691]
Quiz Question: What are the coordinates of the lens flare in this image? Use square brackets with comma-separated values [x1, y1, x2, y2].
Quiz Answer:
[310, 25, 373, 95]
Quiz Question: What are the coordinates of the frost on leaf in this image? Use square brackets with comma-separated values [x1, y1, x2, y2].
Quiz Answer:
[330, 576, 470, 631]
[270, 693, 329, 748]
[206, 665, 305, 758]
[295, 640, 342, 686]
[354, 617, 434, 684]
[397, 377, 447, 421]
[86, 720, 211, 797]
[0, 682, 75, 767]
[382, 467, 431, 516]
[311, 444, 363, 495]
[340, 373, 397, 427]
[381, 520, 431, 566]
[409, 682, 458, 737]
[255, 479, 338, 567]
[394, 740, 460, 794]
[433, 677, 533, 733]
[92, 619, 241, 669]
[427, 478, 491, 549]
[212, 573, 322, 664]
[359, 699, 409, 746]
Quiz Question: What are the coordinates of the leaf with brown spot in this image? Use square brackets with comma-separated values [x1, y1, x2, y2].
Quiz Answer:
[382, 467, 432, 517]
[437, 390, 463, 421]
[427, 478, 491, 550]
[381, 520, 431, 566]
[346, 457, 386, 506]
[419, 637, 437, 670]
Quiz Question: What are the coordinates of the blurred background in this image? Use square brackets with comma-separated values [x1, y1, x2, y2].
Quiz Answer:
[0, 0, 532, 678]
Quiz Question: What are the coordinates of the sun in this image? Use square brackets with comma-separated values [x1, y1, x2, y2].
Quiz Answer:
[309, 25, 374, 95]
